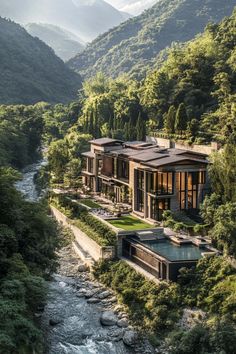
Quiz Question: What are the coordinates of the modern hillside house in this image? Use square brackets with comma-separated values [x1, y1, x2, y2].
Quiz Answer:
[82, 138, 211, 222]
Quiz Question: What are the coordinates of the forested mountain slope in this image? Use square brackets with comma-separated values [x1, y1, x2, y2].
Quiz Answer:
[0, 18, 82, 104]
[25, 23, 85, 61]
[68, 0, 236, 79]
[141, 6, 236, 141]
[0, 0, 131, 42]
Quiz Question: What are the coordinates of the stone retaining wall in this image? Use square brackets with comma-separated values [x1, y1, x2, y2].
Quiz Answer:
[51, 206, 116, 262]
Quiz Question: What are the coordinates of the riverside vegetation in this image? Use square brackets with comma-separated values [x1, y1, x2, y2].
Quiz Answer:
[0, 168, 63, 353]
[0, 104, 67, 352]
[93, 258, 236, 353]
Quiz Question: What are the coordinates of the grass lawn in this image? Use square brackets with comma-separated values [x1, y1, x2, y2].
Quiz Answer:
[108, 215, 153, 230]
[79, 199, 101, 209]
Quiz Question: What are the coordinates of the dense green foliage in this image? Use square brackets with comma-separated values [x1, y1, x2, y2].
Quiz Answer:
[93, 257, 236, 353]
[50, 194, 117, 246]
[0, 168, 60, 353]
[169, 321, 236, 354]
[0, 17, 81, 104]
[78, 73, 146, 141]
[0, 104, 47, 169]
[0, 103, 66, 353]
[141, 9, 236, 141]
[93, 260, 181, 331]
[200, 141, 236, 256]
[68, 0, 236, 80]
[63, 8, 236, 146]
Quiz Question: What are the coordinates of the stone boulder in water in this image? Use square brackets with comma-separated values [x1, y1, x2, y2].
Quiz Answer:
[100, 311, 118, 326]
[49, 317, 63, 326]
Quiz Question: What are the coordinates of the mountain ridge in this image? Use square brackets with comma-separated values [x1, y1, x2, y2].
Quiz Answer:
[0, 0, 131, 42]
[0, 17, 82, 104]
[25, 23, 85, 61]
[68, 0, 236, 79]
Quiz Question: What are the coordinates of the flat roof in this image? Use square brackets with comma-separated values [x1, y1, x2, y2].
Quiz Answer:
[89, 138, 123, 146]
[143, 155, 208, 168]
[130, 151, 169, 162]
[82, 151, 96, 158]
[88, 138, 209, 168]
[109, 148, 141, 157]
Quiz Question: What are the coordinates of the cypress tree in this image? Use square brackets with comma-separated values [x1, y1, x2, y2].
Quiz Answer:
[165, 105, 176, 134]
[88, 111, 94, 135]
[84, 111, 89, 133]
[136, 113, 146, 141]
[93, 101, 101, 138]
[127, 117, 134, 140]
[175, 103, 188, 134]
[124, 122, 129, 141]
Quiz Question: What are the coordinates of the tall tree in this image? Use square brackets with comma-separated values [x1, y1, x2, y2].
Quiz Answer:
[175, 103, 188, 134]
[136, 113, 146, 141]
[164, 105, 176, 133]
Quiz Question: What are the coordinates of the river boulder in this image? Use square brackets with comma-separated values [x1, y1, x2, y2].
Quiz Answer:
[87, 297, 100, 304]
[98, 290, 112, 299]
[78, 264, 88, 272]
[100, 311, 118, 326]
[123, 330, 138, 346]
[49, 317, 63, 326]
[117, 318, 128, 328]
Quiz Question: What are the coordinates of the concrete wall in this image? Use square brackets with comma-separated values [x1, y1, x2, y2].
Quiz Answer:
[147, 136, 220, 156]
[51, 206, 115, 262]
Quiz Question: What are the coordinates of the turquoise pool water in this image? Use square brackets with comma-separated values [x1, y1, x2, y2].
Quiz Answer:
[142, 239, 204, 261]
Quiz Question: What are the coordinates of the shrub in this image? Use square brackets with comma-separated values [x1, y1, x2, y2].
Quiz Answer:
[93, 260, 181, 331]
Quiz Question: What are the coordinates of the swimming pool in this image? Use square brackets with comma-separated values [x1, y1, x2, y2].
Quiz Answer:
[141, 239, 205, 261]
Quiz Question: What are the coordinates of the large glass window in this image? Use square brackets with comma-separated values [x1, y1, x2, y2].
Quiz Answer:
[150, 197, 170, 221]
[137, 189, 144, 212]
[101, 156, 114, 177]
[136, 169, 145, 212]
[137, 170, 144, 190]
[147, 172, 174, 195]
[178, 171, 206, 210]
[87, 158, 94, 173]
[117, 158, 129, 181]
[199, 171, 206, 184]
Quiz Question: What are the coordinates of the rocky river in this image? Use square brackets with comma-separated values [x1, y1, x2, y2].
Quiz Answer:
[16, 162, 155, 354]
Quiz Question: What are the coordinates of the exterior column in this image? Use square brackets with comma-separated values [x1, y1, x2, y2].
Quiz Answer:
[160, 262, 163, 279]
[144, 171, 148, 219]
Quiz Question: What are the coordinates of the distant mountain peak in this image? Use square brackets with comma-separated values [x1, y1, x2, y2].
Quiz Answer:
[0, 0, 131, 42]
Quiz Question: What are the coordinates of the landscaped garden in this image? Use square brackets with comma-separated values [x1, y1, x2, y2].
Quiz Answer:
[79, 198, 101, 209]
[50, 193, 117, 246]
[108, 215, 153, 231]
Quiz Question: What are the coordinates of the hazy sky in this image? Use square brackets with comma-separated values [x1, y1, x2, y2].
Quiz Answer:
[105, 0, 156, 15]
